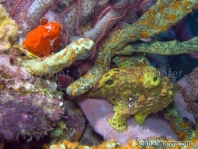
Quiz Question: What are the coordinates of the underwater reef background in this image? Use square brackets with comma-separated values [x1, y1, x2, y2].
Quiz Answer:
[0, 0, 198, 148]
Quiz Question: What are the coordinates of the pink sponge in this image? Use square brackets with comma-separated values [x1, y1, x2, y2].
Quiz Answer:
[78, 98, 178, 145]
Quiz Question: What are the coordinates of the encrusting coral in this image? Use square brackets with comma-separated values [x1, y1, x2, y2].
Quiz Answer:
[0, 4, 18, 53]
[0, 54, 65, 140]
[87, 66, 173, 132]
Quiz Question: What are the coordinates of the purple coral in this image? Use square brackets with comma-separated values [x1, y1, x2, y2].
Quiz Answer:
[0, 54, 65, 141]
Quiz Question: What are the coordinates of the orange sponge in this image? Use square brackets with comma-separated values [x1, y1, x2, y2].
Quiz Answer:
[22, 21, 61, 57]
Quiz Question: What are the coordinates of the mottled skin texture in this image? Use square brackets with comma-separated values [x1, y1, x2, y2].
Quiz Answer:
[87, 66, 173, 132]
[67, 0, 198, 97]
[112, 55, 151, 68]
